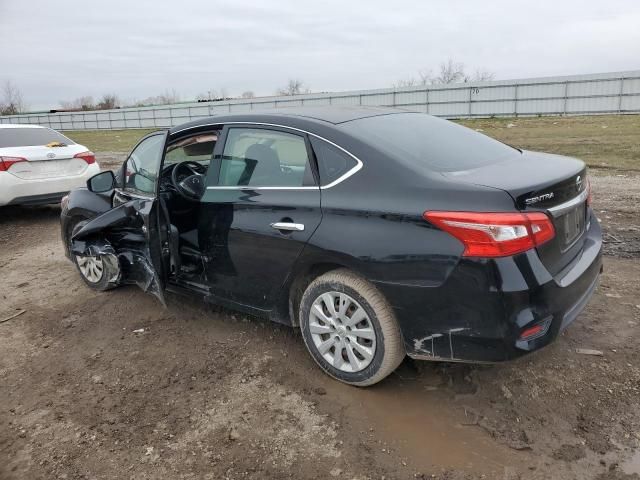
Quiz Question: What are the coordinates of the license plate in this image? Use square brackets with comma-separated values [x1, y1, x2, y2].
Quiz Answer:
[34, 160, 65, 174]
[561, 203, 586, 246]
[9, 159, 81, 180]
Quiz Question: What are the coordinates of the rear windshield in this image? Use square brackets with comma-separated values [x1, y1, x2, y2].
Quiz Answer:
[0, 128, 75, 148]
[341, 113, 519, 172]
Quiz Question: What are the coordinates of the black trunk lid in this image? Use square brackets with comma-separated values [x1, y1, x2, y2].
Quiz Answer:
[442, 150, 589, 277]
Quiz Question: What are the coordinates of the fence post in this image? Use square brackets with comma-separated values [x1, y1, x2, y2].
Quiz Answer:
[563, 81, 569, 115]
[618, 77, 625, 113]
[514, 84, 519, 117]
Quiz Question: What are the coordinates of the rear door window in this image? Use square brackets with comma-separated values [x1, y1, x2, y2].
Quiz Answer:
[0, 127, 75, 148]
[309, 137, 358, 186]
[219, 128, 316, 187]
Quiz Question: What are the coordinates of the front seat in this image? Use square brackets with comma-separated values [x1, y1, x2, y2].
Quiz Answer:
[243, 144, 282, 186]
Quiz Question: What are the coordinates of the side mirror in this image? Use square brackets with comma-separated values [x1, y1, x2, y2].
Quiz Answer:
[87, 171, 115, 193]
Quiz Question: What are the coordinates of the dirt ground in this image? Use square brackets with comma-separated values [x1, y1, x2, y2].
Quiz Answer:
[2, 133, 640, 479]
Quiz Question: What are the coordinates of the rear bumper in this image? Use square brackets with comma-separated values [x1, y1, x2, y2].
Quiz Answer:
[374, 212, 603, 363]
[5, 191, 69, 206]
[0, 164, 100, 206]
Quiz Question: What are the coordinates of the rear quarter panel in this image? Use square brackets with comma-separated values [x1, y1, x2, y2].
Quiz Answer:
[305, 159, 518, 288]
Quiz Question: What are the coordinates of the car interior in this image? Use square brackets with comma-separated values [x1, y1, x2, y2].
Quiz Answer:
[155, 131, 218, 280]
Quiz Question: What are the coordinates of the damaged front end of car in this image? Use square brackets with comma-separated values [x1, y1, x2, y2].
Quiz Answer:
[68, 199, 166, 304]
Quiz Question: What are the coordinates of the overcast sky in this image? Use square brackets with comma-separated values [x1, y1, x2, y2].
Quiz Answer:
[2, 0, 639, 110]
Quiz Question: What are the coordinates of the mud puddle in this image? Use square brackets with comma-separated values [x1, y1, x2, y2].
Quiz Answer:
[324, 363, 527, 476]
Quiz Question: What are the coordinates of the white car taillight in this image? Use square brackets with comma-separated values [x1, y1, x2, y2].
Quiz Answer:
[74, 151, 96, 165]
[0, 156, 27, 171]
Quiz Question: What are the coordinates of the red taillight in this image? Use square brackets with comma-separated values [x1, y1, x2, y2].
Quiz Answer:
[0, 156, 27, 172]
[74, 151, 96, 165]
[423, 211, 556, 258]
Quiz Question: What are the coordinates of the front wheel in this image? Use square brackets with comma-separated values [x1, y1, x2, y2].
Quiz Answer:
[299, 269, 405, 386]
[70, 220, 121, 291]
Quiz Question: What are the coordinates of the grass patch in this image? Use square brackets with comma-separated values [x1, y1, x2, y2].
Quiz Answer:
[457, 114, 640, 172]
[64, 128, 158, 153]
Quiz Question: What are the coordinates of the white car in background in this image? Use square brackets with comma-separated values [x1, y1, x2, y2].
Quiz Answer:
[0, 124, 100, 206]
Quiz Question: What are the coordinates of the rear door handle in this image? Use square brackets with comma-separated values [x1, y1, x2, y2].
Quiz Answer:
[270, 222, 305, 232]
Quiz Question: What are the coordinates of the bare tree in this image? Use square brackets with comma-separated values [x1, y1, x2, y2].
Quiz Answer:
[157, 89, 180, 105]
[435, 59, 466, 84]
[393, 78, 419, 88]
[60, 96, 95, 110]
[394, 69, 434, 88]
[418, 69, 433, 85]
[133, 89, 181, 107]
[96, 94, 119, 110]
[0, 80, 25, 115]
[241, 90, 255, 99]
[277, 79, 307, 96]
[394, 61, 494, 88]
[466, 68, 495, 83]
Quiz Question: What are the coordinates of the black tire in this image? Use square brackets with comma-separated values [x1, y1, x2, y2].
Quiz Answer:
[69, 220, 121, 291]
[299, 269, 405, 386]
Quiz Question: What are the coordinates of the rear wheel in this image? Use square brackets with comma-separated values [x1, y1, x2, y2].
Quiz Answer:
[69, 220, 121, 291]
[299, 269, 405, 386]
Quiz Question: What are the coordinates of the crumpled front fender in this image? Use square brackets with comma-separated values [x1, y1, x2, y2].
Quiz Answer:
[69, 200, 165, 304]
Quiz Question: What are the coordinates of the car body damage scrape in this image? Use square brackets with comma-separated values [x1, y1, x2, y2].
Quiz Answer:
[412, 328, 471, 362]
[70, 201, 165, 304]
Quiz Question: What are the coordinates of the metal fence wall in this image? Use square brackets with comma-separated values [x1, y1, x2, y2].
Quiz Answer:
[2, 70, 639, 130]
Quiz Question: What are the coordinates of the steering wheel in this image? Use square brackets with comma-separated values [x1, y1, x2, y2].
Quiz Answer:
[171, 161, 207, 201]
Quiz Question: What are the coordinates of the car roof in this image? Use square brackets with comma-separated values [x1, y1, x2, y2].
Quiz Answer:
[168, 106, 407, 134]
[0, 124, 46, 129]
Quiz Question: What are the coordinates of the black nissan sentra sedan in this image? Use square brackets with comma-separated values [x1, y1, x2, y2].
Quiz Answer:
[60, 107, 602, 386]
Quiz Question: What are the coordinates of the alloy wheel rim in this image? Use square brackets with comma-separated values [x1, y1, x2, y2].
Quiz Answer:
[309, 291, 376, 373]
[76, 256, 104, 283]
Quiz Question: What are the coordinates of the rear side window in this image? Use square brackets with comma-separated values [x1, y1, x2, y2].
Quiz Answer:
[0, 127, 75, 148]
[219, 128, 315, 187]
[310, 137, 357, 186]
[341, 113, 519, 173]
